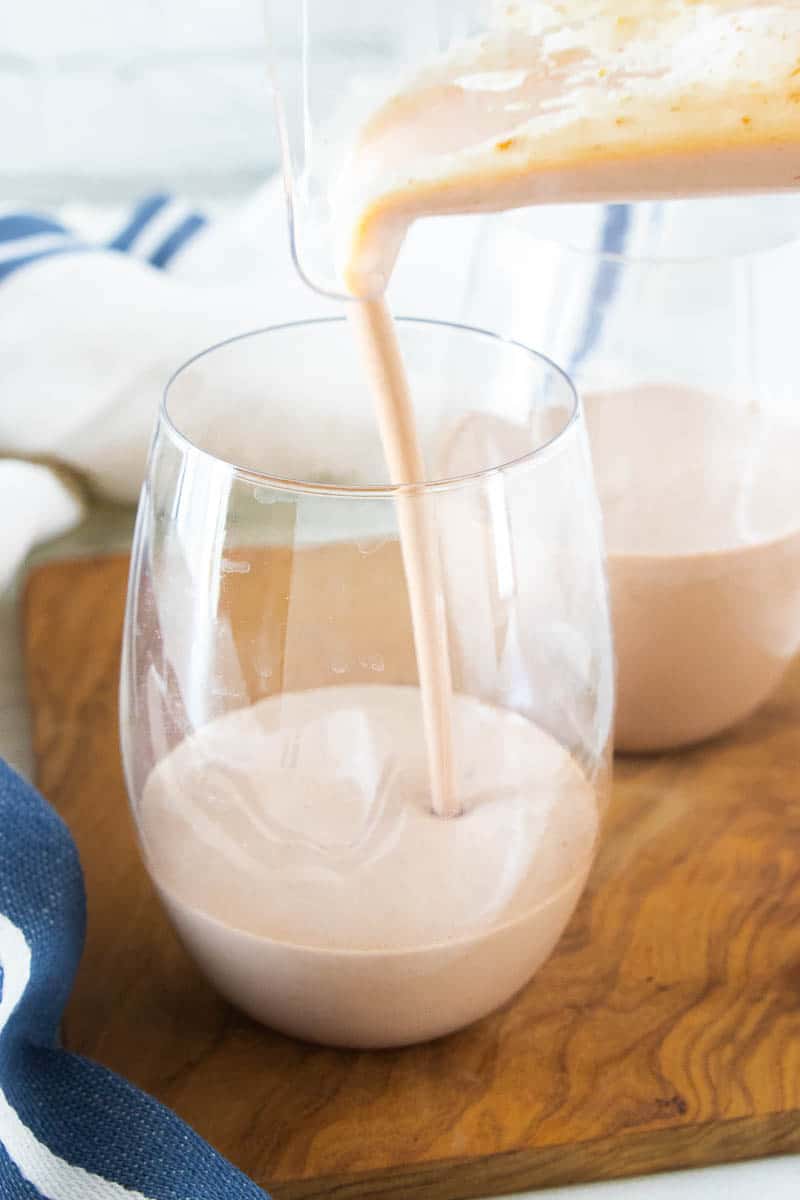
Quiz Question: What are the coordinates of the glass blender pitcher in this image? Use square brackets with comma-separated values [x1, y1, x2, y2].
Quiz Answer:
[264, 0, 800, 300]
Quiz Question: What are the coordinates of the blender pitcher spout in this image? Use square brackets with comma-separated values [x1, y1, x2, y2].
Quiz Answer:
[262, 0, 486, 300]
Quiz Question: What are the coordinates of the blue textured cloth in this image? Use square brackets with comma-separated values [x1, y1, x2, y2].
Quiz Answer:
[0, 758, 270, 1200]
[0, 194, 207, 283]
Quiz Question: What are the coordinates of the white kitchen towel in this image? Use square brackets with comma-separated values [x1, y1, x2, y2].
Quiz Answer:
[0, 184, 501, 583]
[3, 184, 797, 590]
[0, 181, 513, 587]
[0, 181, 634, 584]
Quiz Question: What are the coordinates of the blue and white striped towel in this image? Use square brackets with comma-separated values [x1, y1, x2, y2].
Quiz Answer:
[0, 757, 270, 1199]
[0, 184, 632, 591]
[0, 194, 208, 283]
[0, 182, 330, 589]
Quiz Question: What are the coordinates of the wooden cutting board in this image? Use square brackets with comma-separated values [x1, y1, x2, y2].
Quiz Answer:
[23, 553, 800, 1200]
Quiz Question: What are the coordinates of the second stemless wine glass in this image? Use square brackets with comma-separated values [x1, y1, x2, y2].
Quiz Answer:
[461, 196, 800, 753]
[120, 318, 613, 1049]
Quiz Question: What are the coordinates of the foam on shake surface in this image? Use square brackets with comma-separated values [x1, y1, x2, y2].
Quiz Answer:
[139, 686, 598, 1045]
[140, 685, 597, 952]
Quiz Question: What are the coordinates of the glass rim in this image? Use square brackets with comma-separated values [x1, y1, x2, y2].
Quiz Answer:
[161, 317, 580, 499]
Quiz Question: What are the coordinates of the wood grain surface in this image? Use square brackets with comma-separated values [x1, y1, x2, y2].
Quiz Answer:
[23, 553, 800, 1200]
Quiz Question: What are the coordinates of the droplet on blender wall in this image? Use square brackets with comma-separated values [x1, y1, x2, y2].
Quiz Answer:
[330, 659, 348, 675]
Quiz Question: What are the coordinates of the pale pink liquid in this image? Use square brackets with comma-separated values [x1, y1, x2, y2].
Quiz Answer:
[347, 300, 457, 818]
[436, 391, 800, 752]
[584, 385, 800, 751]
[139, 686, 598, 1048]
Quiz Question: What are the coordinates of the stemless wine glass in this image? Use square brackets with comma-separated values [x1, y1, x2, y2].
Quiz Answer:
[120, 318, 614, 1049]
[459, 196, 800, 753]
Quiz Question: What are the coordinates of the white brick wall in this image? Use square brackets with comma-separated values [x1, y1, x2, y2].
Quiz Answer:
[1, 0, 446, 207]
[1, 1, 286, 204]
[5, 0, 266, 57]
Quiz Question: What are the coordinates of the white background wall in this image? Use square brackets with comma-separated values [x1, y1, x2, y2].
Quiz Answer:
[1, 0, 284, 205]
[0, 0, 474, 209]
